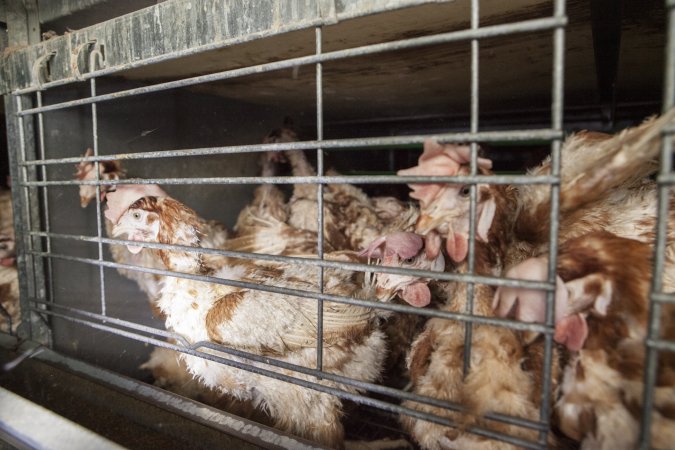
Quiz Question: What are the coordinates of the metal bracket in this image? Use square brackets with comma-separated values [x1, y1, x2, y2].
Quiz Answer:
[30, 51, 56, 90]
[71, 40, 106, 81]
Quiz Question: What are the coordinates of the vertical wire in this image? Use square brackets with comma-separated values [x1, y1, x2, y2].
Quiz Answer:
[639, 3, 675, 446]
[539, 0, 566, 444]
[15, 95, 37, 338]
[315, 26, 325, 372]
[463, 0, 480, 378]
[36, 91, 55, 306]
[91, 78, 107, 316]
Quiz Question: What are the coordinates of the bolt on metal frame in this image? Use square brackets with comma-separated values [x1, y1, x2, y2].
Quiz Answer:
[2, 0, 671, 448]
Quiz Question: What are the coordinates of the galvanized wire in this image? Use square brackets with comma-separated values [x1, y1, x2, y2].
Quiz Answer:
[28, 248, 554, 335]
[26, 230, 555, 291]
[28, 297, 545, 432]
[15, 17, 566, 117]
[31, 304, 546, 449]
[90, 78, 107, 316]
[463, 0, 481, 378]
[20, 173, 559, 188]
[35, 92, 55, 307]
[3, 4, 583, 448]
[536, 0, 566, 444]
[315, 26, 325, 373]
[19, 130, 562, 167]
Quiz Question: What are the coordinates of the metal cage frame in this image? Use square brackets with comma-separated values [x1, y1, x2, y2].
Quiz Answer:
[1, 0, 674, 448]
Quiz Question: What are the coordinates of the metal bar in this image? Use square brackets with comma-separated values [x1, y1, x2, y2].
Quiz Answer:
[28, 249, 554, 334]
[20, 129, 564, 167]
[15, 94, 47, 343]
[27, 298, 542, 432]
[0, 386, 125, 450]
[16, 16, 566, 117]
[639, 118, 674, 450]
[639, 3, 675, 445]
[35, 92, 54, 308]
[315, 26, 325, 373]
[33, 307, 544, 448]
[21, 174, 560, 188]
[4, 95, 34, 340]
[90, 78, 107, 316]
[657, 171, 675, 184]
[538, 0, 567, 444]
[30, 299, 187, 345]
[652, 292, 675, 304]
[26, 230, 556, 291]
[664, 1, 675, 110]
[0, 336, 323, 450]
[463, 0, 480, 378]
[646, 338, 675, 353]
[0, 335, 323, 450]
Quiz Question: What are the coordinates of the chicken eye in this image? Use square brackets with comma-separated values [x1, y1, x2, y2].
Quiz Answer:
[132, 212, 141, 220]
[459, 185, 471, 197]
[403, 257, 415, 264]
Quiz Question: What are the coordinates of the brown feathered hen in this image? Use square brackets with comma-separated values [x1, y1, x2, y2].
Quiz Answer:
[110, 194, 390, 448]
[0, 187, 19, 334]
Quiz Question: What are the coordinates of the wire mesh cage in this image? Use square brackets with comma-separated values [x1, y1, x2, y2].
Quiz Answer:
[1, 0, 674, 449]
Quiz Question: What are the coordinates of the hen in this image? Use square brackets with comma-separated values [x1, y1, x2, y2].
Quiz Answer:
[399, 112, 675, 339]
[111, 194, 391, 447]
[0, 187, 19, 334]
[397, 111, 675, 449]
[542, 231, 675, 450]
[77, 151, 231, 301]
[364, 233, 556, 449]
[402, 111, 674, 269]
[261, 122, 419, 252]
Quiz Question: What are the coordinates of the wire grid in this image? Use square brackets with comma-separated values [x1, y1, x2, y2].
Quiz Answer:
[639, 0, 675, 447]
[4, 1, 625, 448]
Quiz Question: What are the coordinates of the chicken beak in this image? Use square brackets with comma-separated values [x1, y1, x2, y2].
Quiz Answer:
[111, 223, 129, 239]
[416, 214, 434, 234]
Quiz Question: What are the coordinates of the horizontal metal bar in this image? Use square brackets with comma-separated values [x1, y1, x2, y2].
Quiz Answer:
[28, 230, 556, 291]
[16, 16, 565, 116]
[0, 336, 323, 450]
[31, 299, 545, 430]
[22, 174, 558, 188]
[29, 250, 553, 334]
[30, 299, 186, 345]
[38, 307, 543, 449]
[0, 386, 125, 450]
[651, 292, 675, 304]
[646, 338, 675, 353]
[21, 130, 563, 167]
[30, 299, 543, 432]
[657, 173, 675, 185]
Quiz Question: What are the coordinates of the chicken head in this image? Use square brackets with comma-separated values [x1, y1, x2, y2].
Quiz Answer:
[0, 234, 15, 266]
[493, 256, 614, 351]
[398, 139, 494, 263]
[360, 231, 445, 307]
[75, 148, 125, 208]
[111, 197, 161, 254]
